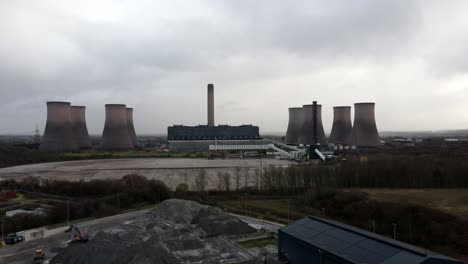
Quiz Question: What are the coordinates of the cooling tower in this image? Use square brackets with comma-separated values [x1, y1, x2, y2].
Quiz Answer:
[71, 106, 92, 149]
[329, 106, 352, 145]
[101, 104, 134, 150]
[298, 104, 327, 145]
[40, 101, 78, 152]
[126, 108, 137, 147]
[207, 83, 214, 126]
[285, 107, 303, 145]
[350, 102, 380, 147]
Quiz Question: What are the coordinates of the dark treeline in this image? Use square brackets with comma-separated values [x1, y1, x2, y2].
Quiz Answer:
[257, 154, 468, 191]
[0, 175, 170, 235]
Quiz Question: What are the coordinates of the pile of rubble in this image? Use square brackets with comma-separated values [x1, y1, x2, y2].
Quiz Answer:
[51, 199, 257, 264]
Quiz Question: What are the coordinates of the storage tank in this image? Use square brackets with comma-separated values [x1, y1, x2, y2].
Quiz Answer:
[350, 102, 380, 147]
[71, 106, 92, 149]
[101, 104, 134, 150]
[40, 101, 78, 152]
[285, 107, 303, 145]
[329, 106, 352, 146]
[298, 104, 327, 145]
[126, 108, 137, 147]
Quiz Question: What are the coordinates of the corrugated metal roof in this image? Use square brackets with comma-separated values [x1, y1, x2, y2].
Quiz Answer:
[279, 216, 463, 264]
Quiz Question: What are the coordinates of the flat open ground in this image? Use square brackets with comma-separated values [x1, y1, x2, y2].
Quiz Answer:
[0, 158, 293, 190]
[353, 188, 468, 220]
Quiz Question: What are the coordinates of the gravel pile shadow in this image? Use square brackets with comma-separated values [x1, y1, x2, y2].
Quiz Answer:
[51, 199, 256, 264]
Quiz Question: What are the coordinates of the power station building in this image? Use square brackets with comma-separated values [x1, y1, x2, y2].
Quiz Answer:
[329, 106, 352, 146]
[279, 216, 462, 264]
[350, 102, 380, 147]
[101, 104, 134, 150]
[70, 106, 92, 149]
[298, 104, 327, 146]
[167, 83, 264, 151]
[40, 101, 78, 152]
[285, 107, 303, 145]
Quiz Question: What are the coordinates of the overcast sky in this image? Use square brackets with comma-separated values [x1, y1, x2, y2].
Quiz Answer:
[1, 0, 468, 135]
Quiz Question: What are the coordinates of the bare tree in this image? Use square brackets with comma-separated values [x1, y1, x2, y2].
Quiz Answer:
[217, 172, 231, 191]
[194, 169, 208, 192]
[235, 167, 241, 190]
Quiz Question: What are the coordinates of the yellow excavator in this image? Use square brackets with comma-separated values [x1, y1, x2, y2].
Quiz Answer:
[33, 248, 45, 263]
[65, 224, 89, 242]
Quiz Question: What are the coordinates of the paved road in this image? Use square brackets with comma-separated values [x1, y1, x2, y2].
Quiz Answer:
[232, 214, 284, 232]
[0, 209, 151, 264]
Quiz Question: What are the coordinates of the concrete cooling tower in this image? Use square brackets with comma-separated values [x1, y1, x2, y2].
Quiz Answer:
[350, 102, 380, 147]
[298, 104, 327, 145]
[126, 108, 137, 147]
[285, 107, 303, 145]
[101, 104, 134, 150]
[40, 101, 78, 152]
[207, 83, 215, 126]
[329, 106, 352, 146]
[71, 106, 92, 149]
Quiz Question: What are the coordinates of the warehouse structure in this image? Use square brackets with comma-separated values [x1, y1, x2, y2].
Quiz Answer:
[329, 106, 352, 146]
[126, 108, 137, 147]
[285, 107, 303, 145]
[70, 106, 91, 149]
[278, 216, 462, 264]
[101, 104, 134, 150]
[350, 102, 380, 147]
[40, 101, 78, 152]
[298, 104, 327, 146]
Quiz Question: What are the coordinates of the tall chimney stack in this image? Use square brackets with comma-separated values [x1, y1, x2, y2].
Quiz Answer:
[207, 83, 214, 126]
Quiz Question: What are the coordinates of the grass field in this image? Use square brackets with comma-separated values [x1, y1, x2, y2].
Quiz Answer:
[350, 188, 468, 220]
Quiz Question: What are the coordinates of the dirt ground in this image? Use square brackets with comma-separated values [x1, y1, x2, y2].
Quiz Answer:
[0, 158, 293, 190]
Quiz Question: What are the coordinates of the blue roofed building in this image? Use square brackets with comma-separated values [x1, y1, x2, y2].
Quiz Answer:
[278, 216, 463, 264]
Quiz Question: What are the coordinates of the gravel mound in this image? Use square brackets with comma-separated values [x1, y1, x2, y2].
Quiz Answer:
[51, 199, 255, 264]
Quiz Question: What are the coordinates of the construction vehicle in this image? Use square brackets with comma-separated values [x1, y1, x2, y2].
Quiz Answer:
[65, 224, 88, 242]
[33, 248, 45, 263]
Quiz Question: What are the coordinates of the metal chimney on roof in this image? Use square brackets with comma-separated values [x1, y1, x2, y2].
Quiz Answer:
[207, 83, 214, 126]
[329, 106, 352, 146]
[350, 102, 380, 147]
[299, 104, 327, 145]
[101, 104, 134, 150]
[71, 106, 91, 149]
[126, 108, 137, 147]
[285, 107, 303, 145]
[40, 101, 78, 152]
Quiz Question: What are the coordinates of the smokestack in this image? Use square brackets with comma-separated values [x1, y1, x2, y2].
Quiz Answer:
[329, 106, 352, 146]
[285, 107, 303, 145]
[299, 104, 327, 145]
[126, 108, 137, 147]
[40, 101, 78, 152]
[350, 102, 380, 147]
[101, 104, 134, 150]
[71, 106, 92, 149]
[207, 83, 214, 126]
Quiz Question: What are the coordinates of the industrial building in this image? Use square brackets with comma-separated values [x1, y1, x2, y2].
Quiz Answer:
[298, 104, 327, 146]
[70, 106, 91, 149]
[40, 101, 78, 152]
[279, 216, 462, 264]
[167, 84, 263, 152]
[285, 107, 303, 145]
[101, 104, 134, 150]
[329, 106, 352, 146]
[350, 102, 380, 147]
